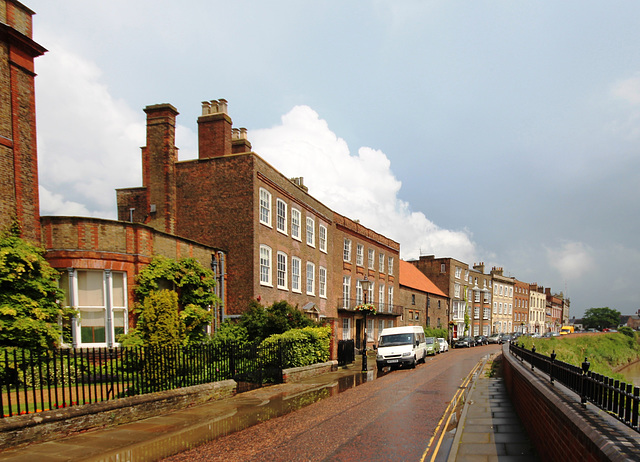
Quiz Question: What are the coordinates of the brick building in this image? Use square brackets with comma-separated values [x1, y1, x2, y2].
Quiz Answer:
[117, 100, 402, 347]
[1, 3, 226, 348]
[469, 263, 492, 337]
[513, 279, 529, 334]
[0, 0, 45, 243]
[398, 260, 448, 330]
[408, 255, 472, 340]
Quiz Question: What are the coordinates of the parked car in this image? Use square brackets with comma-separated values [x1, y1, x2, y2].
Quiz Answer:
[425, 336, 438, 356]
[501, 334, 513, 343]
[454, 336, 476, 348]
[531, 332, 542, 338]
[474, 335, 488, 345]
[437, 338, 449, 353]
[542, 331, 560, 338]
[487, 333, 503, 344]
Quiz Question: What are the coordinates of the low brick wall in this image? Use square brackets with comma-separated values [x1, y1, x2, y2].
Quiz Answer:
[0, 379, 236, 450]
[282, 360, 338, 383]
[502, 346, 638, 461]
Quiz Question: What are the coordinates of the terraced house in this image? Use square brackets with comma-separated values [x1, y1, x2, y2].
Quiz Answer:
[117, 100, 402, 348]
[490, 267, 515, 334]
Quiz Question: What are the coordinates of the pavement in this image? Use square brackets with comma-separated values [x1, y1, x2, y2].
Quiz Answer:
[0, 352, 537, 462]
[447, 353, 539, 462]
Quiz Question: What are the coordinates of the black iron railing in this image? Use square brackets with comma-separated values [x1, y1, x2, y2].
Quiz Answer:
[0, 341, 289, 418]
[510, 342, 640, 432]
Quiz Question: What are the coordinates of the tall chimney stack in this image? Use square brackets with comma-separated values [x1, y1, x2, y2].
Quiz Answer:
[198, 99, 232, 158]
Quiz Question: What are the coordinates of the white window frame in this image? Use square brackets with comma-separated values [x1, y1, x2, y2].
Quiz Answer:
[319, 224, 327, 253]
[259, 188, 272, 227]
[291, 208, 301, 241]
[306, 217, 315, 247]
[455, 267, 461, 279]
[306, 262, 315, 295]
[260, 245, 272, 286]
[277, 251, 288, 290]
[342, 276, 351, 308]
[368, 249, 375, 269]
[388, 257, 394, 276]
[276, 199, 287, 234]
[319, 266, 327, 298]
[367, 318, 374, 341]
[291, 257, 301, 293]
[342, 317, 351, 340]
[379, 284, 385, 312]
[356, 244, 364, 266]
[343, 239, 352, 262]
[387, 286, 394, 308]
[379, 253, 385, 273]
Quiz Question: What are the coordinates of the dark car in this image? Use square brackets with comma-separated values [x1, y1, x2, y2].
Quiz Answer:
[501, 334, 513, 343]
[487, 333, 503, 344]
[474, 335, 488, 345]
[454, 336, 476, 348]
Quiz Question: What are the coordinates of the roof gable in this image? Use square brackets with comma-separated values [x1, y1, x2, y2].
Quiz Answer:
[399, 260, 446, 297]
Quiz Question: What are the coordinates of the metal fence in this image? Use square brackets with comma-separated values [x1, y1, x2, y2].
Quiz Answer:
[0, 341, 287, 419]
[509, 342, 640, 432]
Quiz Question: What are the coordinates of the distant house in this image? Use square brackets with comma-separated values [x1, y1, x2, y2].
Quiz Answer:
[398, 260, 448, 330]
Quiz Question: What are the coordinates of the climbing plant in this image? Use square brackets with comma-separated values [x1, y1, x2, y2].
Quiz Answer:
[0, 222, 70, 350]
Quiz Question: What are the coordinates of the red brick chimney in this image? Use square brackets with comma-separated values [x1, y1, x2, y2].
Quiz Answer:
[198, 99, 233, 158]
[142, 103, 178, 234]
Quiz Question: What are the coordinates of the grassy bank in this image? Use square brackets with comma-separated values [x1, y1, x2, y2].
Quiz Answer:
[518, 333, 640, 380]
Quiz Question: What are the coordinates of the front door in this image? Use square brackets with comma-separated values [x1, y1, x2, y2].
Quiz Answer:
[355, 319, 362, 349]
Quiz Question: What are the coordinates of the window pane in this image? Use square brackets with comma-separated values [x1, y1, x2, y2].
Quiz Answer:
[58, 271, 70, 306]
[112, 272, 125, 307]
[78, 271, 104, 307]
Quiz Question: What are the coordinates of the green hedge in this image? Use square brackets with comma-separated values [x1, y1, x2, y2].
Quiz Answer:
[260, 326, 331, 368]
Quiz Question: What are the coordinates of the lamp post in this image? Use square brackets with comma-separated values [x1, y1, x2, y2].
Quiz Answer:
[360, 276, 371, 372]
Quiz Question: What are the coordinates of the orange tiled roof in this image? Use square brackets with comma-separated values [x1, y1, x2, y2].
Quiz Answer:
[399, 260, 447, 297]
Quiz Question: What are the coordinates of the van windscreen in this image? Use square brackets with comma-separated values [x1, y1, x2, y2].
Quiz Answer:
[379, 333, 414, 347]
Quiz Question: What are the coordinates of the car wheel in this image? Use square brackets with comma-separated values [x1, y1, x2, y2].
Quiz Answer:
[410, 357, 416, 369]
[377, 365, 384, 372]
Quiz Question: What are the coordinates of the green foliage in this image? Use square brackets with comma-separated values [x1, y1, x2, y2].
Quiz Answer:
[582, 307, 621, 330]
[519, 332, 640, 379]
[0, 222, 69, 350]
[131, 255, 219, 346]
[260, 326, 331, 368]
[240, 300, 319, 342]
[135, 290, 182, 348]
[424, 327, 448, 339]
[207, 320, 249, 346]
[618, 325, 634, 337]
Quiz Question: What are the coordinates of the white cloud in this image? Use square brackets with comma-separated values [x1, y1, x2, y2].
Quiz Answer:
[612, 74, 640, 105]
[35, 38, 145, 219]
[545, 241, 595, 281]
[250, 105, 477, 262]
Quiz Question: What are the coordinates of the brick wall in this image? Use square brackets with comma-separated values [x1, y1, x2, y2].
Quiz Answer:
[502, 349, 630, 462]
[0, 1, 46, 242]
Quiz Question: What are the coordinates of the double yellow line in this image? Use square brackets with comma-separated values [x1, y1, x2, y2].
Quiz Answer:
[419, 360, 483, 462]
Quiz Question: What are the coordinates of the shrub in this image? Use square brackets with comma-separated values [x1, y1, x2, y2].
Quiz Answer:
[260, 326, 331, 368]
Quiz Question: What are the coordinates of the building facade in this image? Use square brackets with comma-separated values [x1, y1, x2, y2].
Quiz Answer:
[0, 0, 46, 242]
[398, 260, 448, 331]
[468, 263, 492, 337]
[513, 279, 529, 334]
[117, 101, 402, 348]
[490, 267, 514, 334]
[529, 284, 546, 334]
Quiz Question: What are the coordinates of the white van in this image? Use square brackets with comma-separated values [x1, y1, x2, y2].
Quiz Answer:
[375, 326, 427, 372]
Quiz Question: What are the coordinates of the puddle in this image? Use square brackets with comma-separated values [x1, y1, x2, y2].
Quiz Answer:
[87, 370, 374, 462]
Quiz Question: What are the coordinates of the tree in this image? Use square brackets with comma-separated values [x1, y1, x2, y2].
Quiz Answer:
[0, 222, 69, 350]
[134, 290, 183, 348]
[121, 255, 218, 346]
[582, 307, 621, 330]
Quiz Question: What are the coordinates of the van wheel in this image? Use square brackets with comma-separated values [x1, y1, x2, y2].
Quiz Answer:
[410, 357, 416, 369]
[377, 365, 384, 372]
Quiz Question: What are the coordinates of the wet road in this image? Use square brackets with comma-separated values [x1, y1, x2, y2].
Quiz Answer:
[163, 344, 499, 462]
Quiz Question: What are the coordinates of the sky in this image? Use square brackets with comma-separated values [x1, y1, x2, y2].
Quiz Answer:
[25, 1, 640, 318]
